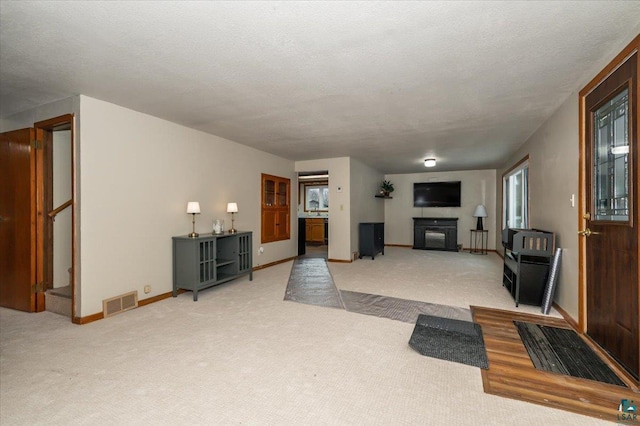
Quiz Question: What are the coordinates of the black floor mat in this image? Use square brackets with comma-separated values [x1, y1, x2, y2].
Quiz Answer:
[409, 314, 489, 369]
[514, 321, 626, 387]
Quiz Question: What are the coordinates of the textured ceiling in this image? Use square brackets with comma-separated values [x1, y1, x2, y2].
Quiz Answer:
[1, 1, 639, 173]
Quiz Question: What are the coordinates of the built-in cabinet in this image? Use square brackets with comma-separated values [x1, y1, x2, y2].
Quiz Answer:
[261, 174, 290, 243]
[172, 232, 253, 301]
[305, 218, 325, 244]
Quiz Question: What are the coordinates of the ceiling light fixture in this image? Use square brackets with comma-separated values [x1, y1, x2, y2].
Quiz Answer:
[424, 158, 436, 168]
[299, 174, 329, 180]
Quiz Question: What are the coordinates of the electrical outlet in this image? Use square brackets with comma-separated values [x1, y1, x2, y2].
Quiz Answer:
[259, 246, 264, 254]
[144, 285, 151, 294]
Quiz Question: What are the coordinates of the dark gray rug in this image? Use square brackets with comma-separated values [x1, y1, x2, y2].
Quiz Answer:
[514, 321, 627, 387]
[341, 290, 472, 324]
[284, 258, 344, 309]
[409, 314, 489, 369]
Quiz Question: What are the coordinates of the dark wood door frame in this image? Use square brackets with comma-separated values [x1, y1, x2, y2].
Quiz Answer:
[578, 35, 640, 383]
[34, 114, 76, 321]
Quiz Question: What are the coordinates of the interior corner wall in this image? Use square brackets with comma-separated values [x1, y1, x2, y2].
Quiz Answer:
[79, 96, 296, 317]
[295, 157, 351, 261]
[384, 170, 497, 249]
[496, 92, 580, 320]
[349, 158, 385, 257]
[0, 96, 80, 133]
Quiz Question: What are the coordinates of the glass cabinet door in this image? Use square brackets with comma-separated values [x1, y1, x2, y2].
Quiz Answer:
[263, 178, 275, 207]
[277, 181, 289, 207]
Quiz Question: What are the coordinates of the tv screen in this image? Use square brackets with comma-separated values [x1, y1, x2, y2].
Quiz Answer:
[414, 181, 461, 207]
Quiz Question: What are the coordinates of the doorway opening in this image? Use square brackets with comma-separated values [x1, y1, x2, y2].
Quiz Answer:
[298, 171, 329, 259]
[35, 115, 76, 321]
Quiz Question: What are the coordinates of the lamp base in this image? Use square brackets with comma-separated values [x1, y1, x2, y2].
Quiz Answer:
[475, 217, 484, 231]
[228, 228, 237, 234]
[188, 232, 199, 238]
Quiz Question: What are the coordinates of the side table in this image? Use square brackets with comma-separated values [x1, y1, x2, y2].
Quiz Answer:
[470, 229, 488, 255]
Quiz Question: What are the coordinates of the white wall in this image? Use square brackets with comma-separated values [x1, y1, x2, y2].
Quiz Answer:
[349, 158, 385, 257]
[384, 170, 497, 249]
[295, 157, 351, 261]
[496, 93, 580, 319]
[53, 130, 73, 288]
[79, 96, 296, 316]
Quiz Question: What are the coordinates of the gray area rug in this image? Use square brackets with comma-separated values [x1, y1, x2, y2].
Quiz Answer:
[340, 290, 472, 324]
[514, 321, 626, 387]
[284, 258, 344, 309]
[409, 314, 489, 369]
[284, 258, 473, 325]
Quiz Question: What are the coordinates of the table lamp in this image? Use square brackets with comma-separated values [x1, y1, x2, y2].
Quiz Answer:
[473, 204, 487, 231]
[187, 201, 200, 238]
[227, 202, 238, 234]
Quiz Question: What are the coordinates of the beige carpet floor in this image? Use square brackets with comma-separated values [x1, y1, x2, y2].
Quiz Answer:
[0, 248, 607, 425]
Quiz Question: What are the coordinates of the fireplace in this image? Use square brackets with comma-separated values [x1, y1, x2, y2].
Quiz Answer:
[424, 230, 446, 249]
[413, 217, 458, 251]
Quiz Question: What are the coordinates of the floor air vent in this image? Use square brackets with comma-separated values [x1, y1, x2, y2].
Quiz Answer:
[103, 291, 138, 318]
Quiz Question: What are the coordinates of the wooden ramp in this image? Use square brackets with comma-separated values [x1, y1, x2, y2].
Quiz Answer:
[472, 306, 639, 422]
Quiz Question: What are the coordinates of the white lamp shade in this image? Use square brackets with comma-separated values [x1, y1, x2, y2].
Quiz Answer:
[226, 202, 238, 213]
[186, 201, 201, 214]
[473, 204, 487, 218]
[424, 158, 436, 167]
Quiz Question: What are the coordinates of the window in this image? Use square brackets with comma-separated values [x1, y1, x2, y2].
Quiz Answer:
[304, 184, 329, 212]
[261, 173, 290, 243]
[503, 157, 529, 230]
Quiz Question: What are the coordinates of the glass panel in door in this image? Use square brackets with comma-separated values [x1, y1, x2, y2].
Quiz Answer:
[593, 88, 629, 222]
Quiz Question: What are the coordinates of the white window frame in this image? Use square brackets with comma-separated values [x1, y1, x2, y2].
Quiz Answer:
[502, 157, 529, 230]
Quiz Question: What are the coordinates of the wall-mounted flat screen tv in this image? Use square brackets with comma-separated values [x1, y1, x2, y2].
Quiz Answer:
[414, 181, 461, 207]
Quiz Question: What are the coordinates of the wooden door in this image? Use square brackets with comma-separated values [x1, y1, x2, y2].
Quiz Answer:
[0, 128, 37, 312]
[583, 51, 638, 379]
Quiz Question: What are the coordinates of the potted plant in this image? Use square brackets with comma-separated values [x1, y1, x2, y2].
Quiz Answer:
[380, 180, 394, 197]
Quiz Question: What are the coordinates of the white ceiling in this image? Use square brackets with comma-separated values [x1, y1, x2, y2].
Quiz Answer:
[1, 1, 639, 173]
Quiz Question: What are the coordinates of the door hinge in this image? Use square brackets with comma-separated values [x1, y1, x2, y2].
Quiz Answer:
[30, 139, 42, 149]
[31, 282, 45, 293]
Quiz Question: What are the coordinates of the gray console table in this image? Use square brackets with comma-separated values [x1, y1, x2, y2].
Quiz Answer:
[172, 231, 253, 301]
